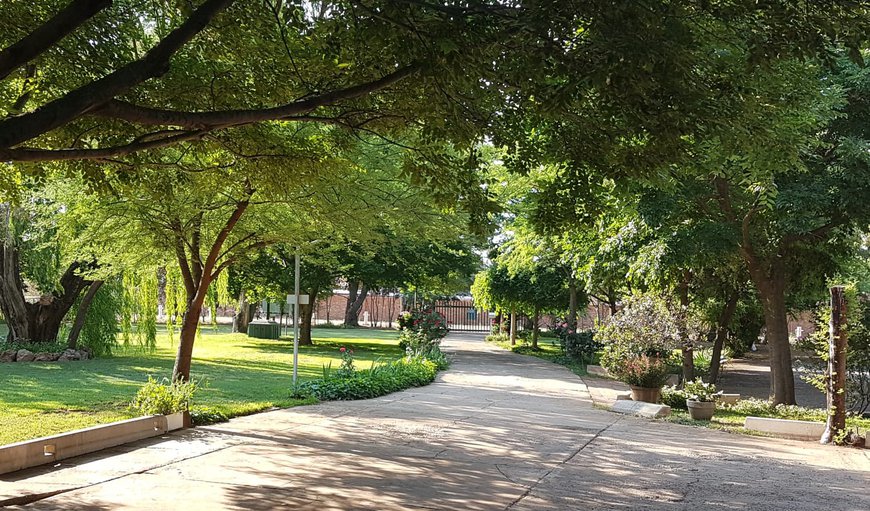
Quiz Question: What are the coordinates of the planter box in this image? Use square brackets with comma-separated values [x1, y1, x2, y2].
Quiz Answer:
[0, 413, 188, 475]
[744, 416, 826, 441]
[165, 411, 191, 431]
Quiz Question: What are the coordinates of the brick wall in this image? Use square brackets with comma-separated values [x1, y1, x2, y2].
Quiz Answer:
[312, 293, 403, 328]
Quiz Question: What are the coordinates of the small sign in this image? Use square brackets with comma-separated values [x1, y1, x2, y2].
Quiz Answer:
[286, 294, 310, 305]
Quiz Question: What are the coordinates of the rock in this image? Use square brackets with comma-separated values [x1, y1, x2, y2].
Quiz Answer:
[611, 400, 672, 418]
[60, 349, 80, 361]
[33, 352, 60, 362]
[0, 350, 16, 362]
[15, 349, 35, 362]
[77, 350, 89, 360]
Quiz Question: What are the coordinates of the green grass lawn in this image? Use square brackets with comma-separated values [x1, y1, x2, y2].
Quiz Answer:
[486, 336, 590, 377]
[0, 325, 400, 445]
[663, 403, 870, 439]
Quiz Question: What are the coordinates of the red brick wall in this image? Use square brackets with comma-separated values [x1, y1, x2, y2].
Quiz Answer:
[312, 293, 403, 328]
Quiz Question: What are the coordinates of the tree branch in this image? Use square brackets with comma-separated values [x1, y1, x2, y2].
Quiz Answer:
[90, 63, 421, 129]
[0, 0, 234, 149]
[0, 130, 204, 161]
[173, 226, 196, 303]
[202, 187, 255, 283]
[0, 0, 111, 81]
[212, 240, 271, 278]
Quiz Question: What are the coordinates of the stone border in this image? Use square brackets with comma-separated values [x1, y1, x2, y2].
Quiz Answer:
[0, 348, 91, 363]
[0, 412, 188, 475]
[743, 416, 826, 441]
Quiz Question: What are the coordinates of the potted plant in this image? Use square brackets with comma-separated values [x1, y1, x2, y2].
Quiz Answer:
[621, 354, 672, 403]
[684, 378, 720, 420]
[598, 295, 687, 403]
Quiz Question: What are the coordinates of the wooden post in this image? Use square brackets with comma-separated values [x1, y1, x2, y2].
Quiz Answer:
[821, 286, 848, 445]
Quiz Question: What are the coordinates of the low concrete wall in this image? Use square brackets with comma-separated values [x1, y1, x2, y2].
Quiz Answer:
[744, 416, 826, 441]
[0, 415, 170, 475]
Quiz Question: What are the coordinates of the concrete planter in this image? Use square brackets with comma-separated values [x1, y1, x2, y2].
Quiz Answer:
[165, 411, 191, 431]
[630, 385, 661, 404]
[686, 399, 716, 420]
[0, 412, 190, 475]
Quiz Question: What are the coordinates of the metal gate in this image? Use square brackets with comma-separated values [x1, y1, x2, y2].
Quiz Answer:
[433, 300, 492, 332]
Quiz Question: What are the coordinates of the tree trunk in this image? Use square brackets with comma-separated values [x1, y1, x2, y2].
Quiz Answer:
[298, 286, 319, 345]
[173, 286, 208, 382]
[607, 289, 618, 317]
[821, 286, 848, 444]
[678, 271, 694, 383]
[509, 308, 517, 345]
[568, 278, 578, 332]
[170, 190, 253, 381]
[0, 237, 93, 343]
[344, 281, 368, 327]
[709, 292, 739, 383]
[752, 270, 796, 405]
[232, 289, 252, 333]
[532, 306, 540, 349]
[67, 280, 104, 349]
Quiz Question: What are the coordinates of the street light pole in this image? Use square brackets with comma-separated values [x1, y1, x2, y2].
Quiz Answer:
[292, 247, 301, 386]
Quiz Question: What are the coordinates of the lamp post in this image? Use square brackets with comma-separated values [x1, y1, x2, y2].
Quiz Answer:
[292, 247, 300, 386]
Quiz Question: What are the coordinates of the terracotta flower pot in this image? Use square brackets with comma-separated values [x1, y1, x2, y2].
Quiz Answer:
[686, 399, 715, 420]
[630, 385, 661, 403]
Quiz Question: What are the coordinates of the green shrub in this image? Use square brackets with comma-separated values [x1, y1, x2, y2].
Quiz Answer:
[189, 407, 228, 426]
[721, 397, 826, 422]
[486, 333, 509, 344]
[129, 376, 199, 416]
[661, 385, 689, 410]
[684, 378, 719, 402]
[397, 307, 449, 341]
[560, 331, 600, 365]
[693, 348, 714, 380]
[296, 353, 445, 401]
[398, 328, 431, 352]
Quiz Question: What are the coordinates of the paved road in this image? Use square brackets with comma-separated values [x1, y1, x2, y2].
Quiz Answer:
[2, 333, 868, 510]
[716, 344, 827, 408]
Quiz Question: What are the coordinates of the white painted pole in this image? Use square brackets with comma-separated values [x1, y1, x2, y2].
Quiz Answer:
[292, 247, 301, 386]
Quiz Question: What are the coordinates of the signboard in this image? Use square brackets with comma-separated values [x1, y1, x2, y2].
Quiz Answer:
[286, 294, 310, 305]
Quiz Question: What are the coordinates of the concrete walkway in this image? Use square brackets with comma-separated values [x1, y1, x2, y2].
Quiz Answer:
[1, 333, 868, 510]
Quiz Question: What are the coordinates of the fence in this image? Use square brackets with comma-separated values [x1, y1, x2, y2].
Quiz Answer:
[432, 300, 492, 332]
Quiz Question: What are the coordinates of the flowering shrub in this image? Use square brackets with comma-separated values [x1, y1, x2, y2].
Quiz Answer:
[616, 354, 672, 388]
[398, 307, 449, 355]
[598, 295, 694, 387]
[338, 346, 355, 377]
[683, 378, 719, 402]
[397, 307, 449, 342]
